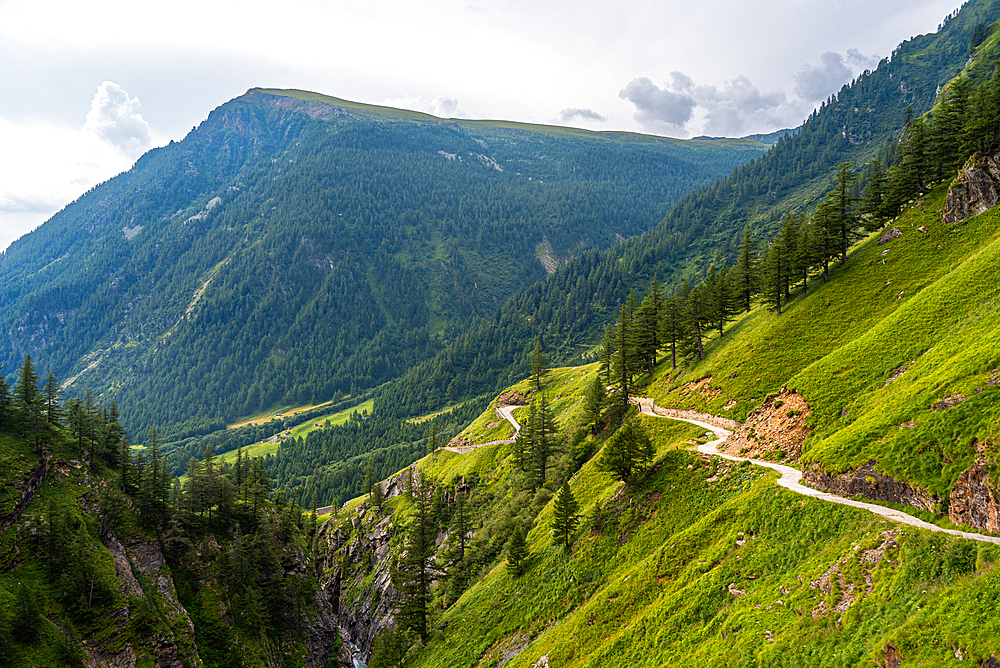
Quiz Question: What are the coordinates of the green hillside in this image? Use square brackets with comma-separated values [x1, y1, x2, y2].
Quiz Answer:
[646, 182, 1000, 505]
[325, 357, 1000, 668]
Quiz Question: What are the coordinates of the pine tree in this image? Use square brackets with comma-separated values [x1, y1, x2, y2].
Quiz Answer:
[859, 159, 888, 224]
[394, 480, 436, 641]
[599, 323, 614, 387]
[796, 216, 816, 298]
[514, 419, 529, 472]
[583, 375, 605, 435]
[962, 68, 1000, 156]
[635, 276, 663, 373]
[0, 364, 11, 433]
[364, 460, 376, 499]
[928, 79, 968, 180]
[659, 291, 685, 371]
[551, 480, 579, 550]
[733, 226, 759, 313]
[825, 162, 860, 264]
[598, 419, 654, 484]
[531, 394, 557, 485]
[611, 292, 642, 410]
[13, 355, 42, 452]
[426, 423, 437, 455]
[685, 282, 706, 360]
[82, 389, 97, 466]
[760, 239, 786, 316]
[507, 525, 528, 576]
[812, 199, 839, 282]
[886, 119, 929, 214]
[529, 340, 550, 392]
[450, 487, 470, 564]
[43, 372, 63, 428]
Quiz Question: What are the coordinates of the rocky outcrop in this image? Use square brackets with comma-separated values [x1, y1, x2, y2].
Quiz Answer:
[0, 454, 51, 532]
[950, 458, 1000, 534]
[497, 389, 532, 407]
[335, 507, 402, 660]
[90, 534, 203, 668]
[803, 460, 938, 513]
[943, 152, 1000, 224]
[723, 390, 810, 461]
[881, 644, 904, 668]
[304, 584, 349, 668]
[878, 227, 902, 245]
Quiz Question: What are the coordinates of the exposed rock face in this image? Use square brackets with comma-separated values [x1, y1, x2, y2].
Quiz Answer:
[93, 534, 204, 668]
[803, 460, 938, 512]
[304, 585, 345, 668]
[882, 644, 903, 668]
[497, 389, 532, 407]
[336, 507, 402, 660]
[950, 458, 1000, 534]
[0, 454, 51, 532]
[722, 390, 811, 461]
[943, 152, 1000, 224]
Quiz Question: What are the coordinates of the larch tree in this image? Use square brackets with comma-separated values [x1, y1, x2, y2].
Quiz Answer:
[394, 479, 436, 641]
[13, 355, 42, 452]
[733, 226, 759, 313]
[551, 480, 579, 550]
[507, 525, 528, 576]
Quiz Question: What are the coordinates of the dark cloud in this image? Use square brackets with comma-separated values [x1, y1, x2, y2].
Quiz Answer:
[620, 72, 788, 136]
[82, 81, 153, 157]
[618, 77, 696, 128]
[793, 51, 852, 101]
[558, 107, 608, 122]
[694, 75, 787, 136]
[794, 49, 879, 102]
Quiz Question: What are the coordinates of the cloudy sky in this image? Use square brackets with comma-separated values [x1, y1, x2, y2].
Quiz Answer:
[0, 0, 964, 251]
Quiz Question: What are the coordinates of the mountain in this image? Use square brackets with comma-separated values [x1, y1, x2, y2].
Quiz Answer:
[0, 90, 767, 439]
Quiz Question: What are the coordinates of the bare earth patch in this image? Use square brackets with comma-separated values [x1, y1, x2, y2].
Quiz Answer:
[722, 390, 811, 461]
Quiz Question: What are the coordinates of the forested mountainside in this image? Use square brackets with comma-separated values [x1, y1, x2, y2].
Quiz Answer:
[0, 90, 766, 439]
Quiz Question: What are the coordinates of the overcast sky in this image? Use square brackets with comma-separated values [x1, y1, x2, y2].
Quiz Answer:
[0, 0, 965, 251]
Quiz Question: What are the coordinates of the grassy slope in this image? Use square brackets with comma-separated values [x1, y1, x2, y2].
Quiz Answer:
[394, 376, 1000, 667]
[648, 184, 1000, 497]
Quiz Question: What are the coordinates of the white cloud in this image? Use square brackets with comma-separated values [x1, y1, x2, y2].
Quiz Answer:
[558, 108, 608, 123]
[380, 94, 467, 118]
[83, 81, 153, 157]
[0, 82, 157, 251]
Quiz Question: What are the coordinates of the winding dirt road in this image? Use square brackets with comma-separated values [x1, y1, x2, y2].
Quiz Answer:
[443, 404, 523, 454]
[635, 399, 1000, 544]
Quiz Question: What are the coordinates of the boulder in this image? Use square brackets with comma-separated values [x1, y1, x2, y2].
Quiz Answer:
[942, 152, 1000, 224]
